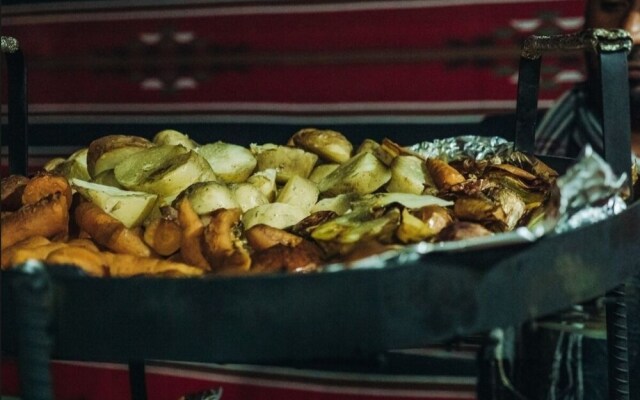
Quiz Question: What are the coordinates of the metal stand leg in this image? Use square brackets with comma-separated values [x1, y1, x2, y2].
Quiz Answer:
[2, 36, 29, 176]
[606, 284, 630, 400]
[476, 334, 500, 400]
[129, 360, 148, 400]
[627, 274, 640, 400]
[11, 261, 54, 400]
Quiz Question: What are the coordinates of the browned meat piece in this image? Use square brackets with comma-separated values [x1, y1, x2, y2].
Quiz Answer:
[1, 174, 29, 211]
[21, 171, 73, 208]
[436, 221, 493, 241]
[1, 192, 69, 251]
[251, 241, 324, 274]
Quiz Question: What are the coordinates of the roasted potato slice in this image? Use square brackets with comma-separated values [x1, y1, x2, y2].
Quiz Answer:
[246, 169, 277, 202]
[396, 207, 452, 243]
[43, 157, 66, 172]
[181, 181, 239, 215]
[275, 175, 319, 212]
[91, 169, 124, 188]
[198, 141, 257, 183]
[354, 192, 453, 210]
[251, 144, 318, 183]
[308, 164, 340, 184]
[230, 183, 269, 212]
[72, 179, 158, 228]
[318, 152, 391, 196]
[45, 148, 91, 182]
[114, 145, 218, 197]
[242, 202, 309, 230]
[356, 139, 380, 155]
[75, 201, 152, 257]
[87, 135, 154, 178]
[49, 159, 92, 182]
[153, 129, 198, 150]
[311, 208, 401, 255]
[387, 155, 435, 194]
[310, 194, 353, 215]
[288, 128, 353, 164]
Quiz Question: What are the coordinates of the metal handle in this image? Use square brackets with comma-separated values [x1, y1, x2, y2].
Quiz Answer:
[514, 29, 633, 194]
[2, 36, 29, 176]
[520, 28, 633, 60]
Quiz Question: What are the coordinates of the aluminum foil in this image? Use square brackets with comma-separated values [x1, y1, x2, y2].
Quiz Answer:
[554, 145, 628, 233]
[410, 135, 514, 161]
[327, 138, 631, 271]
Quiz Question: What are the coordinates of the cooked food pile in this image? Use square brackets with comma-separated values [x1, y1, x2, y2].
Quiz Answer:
[0, 129, 558, 277]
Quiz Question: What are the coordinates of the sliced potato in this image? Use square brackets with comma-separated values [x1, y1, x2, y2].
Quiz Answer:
[143, 194, 179, 226]
[355, 192, 453, 209]
[114, 145, 218, 197]
[114, 144, 187, 188]
[310, 194, 353, 215]
[288, 128, 353, 163]
[68, 147, 89, 167]
[311, 207, 400, 250]
[251, 144, 318, 183]
[153, 129, 198, 149]
[48, 159, 91, 182]
[396, 209, 432, 243]
[246, 169, 277, 201]
[230, 183, 269, 212]
[318, 152, 391, 196]
[92, 169, 123, 188]
[356, 139, 380, 155]
[198, 141, 257, 183]
[71, 178, 158, 228]
[43, 157, 66, 172]
[182, 181, 239, 215]
[276, 175, 319, 212]
[308, 164, 340, 184]
[87, 135, 154, 178]
[386, 155, 434, 194]
[242, 202, 309, 230]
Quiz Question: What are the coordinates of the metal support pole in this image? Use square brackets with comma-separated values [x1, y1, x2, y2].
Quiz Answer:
[10, 261, 54, 400]
[514, 56, 541, 154]
[606, 285, 630, 400]
[599, 51, 633, 197]
[129, 360, 148, 400]
[2, 36, 29, 176]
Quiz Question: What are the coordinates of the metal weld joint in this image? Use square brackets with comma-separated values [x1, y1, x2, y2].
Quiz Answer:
[1, 36, 20, 53]
[521, 29, 633, 60]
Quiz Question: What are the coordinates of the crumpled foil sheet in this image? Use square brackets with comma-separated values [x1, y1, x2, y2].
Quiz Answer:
[410, 135, 514, 161]
[329, 138, 631, 271]
[554, 145, 628, 233]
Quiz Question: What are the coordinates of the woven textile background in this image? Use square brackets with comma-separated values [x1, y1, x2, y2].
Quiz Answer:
[2, 0, 584, 170]
[1, 1, 583, 399]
